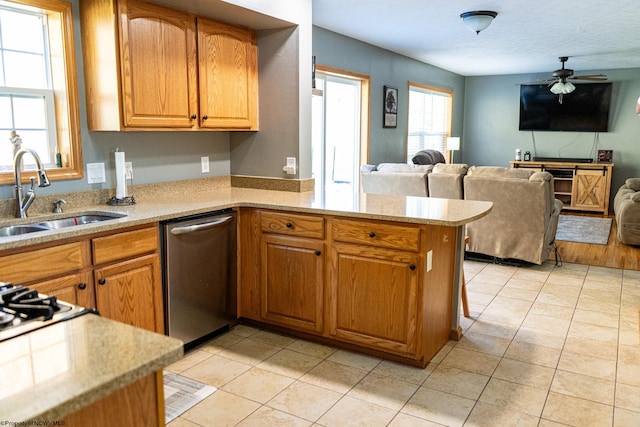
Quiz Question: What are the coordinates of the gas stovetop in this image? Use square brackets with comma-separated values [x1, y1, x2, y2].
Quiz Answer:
[0, 281, 94, 342]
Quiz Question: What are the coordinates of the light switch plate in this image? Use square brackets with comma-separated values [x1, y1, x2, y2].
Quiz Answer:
[426, 250, 432, 272]
[86, 162, 106, 184]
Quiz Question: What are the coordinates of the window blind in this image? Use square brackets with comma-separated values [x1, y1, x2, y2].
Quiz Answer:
[407, 85, 452, 162]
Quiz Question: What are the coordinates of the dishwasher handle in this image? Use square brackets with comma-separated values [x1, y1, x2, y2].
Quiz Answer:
[169, 216, 234, 235]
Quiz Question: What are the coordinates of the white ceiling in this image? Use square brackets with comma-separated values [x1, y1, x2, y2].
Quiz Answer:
[312, 0, 640, 77]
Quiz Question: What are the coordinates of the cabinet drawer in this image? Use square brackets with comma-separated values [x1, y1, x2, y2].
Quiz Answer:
[0, 242, 87, 284]
[332, 218, 421, 251]
[92, 227, 158, 265]
[260, 211, 324, 239]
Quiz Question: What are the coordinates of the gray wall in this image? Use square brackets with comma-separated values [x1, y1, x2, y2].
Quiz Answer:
[312, 27, 466, 165]
[463, 69, 640, 193]
[230, 1, 313, 180]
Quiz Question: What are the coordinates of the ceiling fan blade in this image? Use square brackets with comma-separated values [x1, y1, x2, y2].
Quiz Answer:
[569, 73, 607, 79]
[571, 75, 608, 81]
[521, 79, 556, 85]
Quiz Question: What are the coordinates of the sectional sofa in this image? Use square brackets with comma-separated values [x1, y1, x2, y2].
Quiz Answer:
[360, 163, 563, 265]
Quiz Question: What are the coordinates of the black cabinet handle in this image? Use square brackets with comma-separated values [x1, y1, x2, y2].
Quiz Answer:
[315, 250, 321, 256]
[202, 115, 208, 120]
[286, 222, 293, 228]
[190, 114, 197, 120]
[78, 283, 87, 290]
[409, 264, 416, 271]
[98, 278, 106, 285]
[369, 231, 376, 238]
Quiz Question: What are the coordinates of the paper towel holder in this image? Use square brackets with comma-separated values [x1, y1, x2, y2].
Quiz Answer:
[107, 148, 136, 206]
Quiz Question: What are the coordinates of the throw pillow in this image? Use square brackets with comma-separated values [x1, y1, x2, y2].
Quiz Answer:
[412, 149, 445, 165]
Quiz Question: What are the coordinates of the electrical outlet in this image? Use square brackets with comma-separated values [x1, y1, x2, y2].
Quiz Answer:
[124, 162, 133, 180]
[201, 156, 210, 173]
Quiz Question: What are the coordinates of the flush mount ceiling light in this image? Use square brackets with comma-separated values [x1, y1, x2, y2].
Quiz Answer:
[460, 10, 498, 35]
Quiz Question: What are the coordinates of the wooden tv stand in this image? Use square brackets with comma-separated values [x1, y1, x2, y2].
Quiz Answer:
[511, 160, 614, 215]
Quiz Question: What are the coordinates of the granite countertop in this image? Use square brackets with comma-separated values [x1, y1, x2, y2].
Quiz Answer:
[0, 186, 493, 250]
[0, 313, 183, 422]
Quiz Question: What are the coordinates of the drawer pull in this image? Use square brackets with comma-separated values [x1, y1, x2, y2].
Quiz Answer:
[78, 283, 87, 290]
[98, 278, 106, 285]
[315, 250, 321, 256]
[286, 222, 293, 228]
[409, 264, 416, 271]
[369, 231, 376, 238]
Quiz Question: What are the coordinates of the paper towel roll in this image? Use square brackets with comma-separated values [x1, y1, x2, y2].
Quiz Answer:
[115, 151, 126, 199]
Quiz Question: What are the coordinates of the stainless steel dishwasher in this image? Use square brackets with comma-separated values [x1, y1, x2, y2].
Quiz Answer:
[161, 209, 237, 348]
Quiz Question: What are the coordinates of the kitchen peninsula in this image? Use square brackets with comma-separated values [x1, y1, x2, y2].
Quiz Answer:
[0, 184, 492, 372]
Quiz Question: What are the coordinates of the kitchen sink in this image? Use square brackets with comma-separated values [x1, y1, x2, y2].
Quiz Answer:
[38, 213, 127, 229]
[0, 224, 52, 237]
[0, 212, 127, 237]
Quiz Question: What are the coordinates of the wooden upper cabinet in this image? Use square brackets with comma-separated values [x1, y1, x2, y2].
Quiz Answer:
[80, 0, 258, 131]
[197, 19, 258, 130]
[118, 0, 198, 128]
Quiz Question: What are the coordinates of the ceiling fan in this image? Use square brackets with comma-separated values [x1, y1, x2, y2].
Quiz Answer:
[539, 56, 607, 103]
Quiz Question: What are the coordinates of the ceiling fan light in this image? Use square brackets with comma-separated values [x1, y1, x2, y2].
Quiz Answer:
[460, 11, 497, 35]
[550, 82, 564, 94]
[564, 81, 576, 93]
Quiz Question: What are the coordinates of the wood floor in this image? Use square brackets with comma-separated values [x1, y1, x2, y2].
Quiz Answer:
[550, 213, 640, 270]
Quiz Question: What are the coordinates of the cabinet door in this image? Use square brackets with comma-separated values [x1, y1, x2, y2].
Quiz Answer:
[94, 254, 163, 333]
[197, 18, 258, 130]
[119, 0, 198, 128]
[32, 273, 95, 309]
[329, 243, 419, 356]
[573, 170, 607, 211]
[261, 234, 324, 333]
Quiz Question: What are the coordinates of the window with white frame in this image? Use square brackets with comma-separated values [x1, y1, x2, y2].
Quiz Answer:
[406, 83, 453, 162]
[0, 2, 57, 170]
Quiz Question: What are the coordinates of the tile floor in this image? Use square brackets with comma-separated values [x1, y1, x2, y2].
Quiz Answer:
[165, 261, 640, 426]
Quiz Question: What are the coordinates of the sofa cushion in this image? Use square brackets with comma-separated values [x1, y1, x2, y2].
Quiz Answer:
[633, 192, 640, 202]
[467, 166, 534, 179]
[432, 163, 469, 175]
[376, 163, 433, 174]
[411, 150, 445, 165]
[626, 178, 640, 191]
[529, 172, 552, 182]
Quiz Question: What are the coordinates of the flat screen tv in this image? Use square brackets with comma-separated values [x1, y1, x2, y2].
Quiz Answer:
[519, 82, 612, 132]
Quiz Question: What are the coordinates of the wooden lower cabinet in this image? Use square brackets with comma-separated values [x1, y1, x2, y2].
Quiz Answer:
[63, 371, 164, 427]
[239, 208, 457, 367]
[0, 225, 163, 334]
[329, 242, 419, 356]
[94, 254, 163, 333]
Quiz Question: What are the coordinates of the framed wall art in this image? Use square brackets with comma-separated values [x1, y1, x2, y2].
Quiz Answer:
[383, 85, 398, 128]
[597, 149, 613, 163]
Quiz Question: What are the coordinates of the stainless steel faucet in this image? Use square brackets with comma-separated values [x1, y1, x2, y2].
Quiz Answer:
[13, 148, 51, 218]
